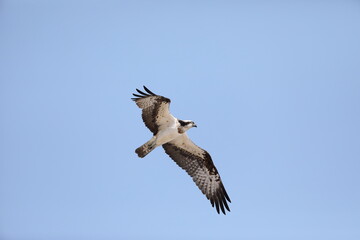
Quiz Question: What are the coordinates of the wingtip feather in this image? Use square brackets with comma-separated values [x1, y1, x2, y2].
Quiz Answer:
[224, 190, 231, 203]
[223, 200, 230, 212]
[136, 88, 150, 96]
[143, 86, 156, 95]
[214, 200, 220, 214]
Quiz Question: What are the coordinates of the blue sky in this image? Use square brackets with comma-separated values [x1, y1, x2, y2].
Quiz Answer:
[1, 0, 360, 239]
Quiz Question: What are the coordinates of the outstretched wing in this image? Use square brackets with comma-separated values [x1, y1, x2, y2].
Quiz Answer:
[162, 134, 231, 214]
[131, 86, 172, 135]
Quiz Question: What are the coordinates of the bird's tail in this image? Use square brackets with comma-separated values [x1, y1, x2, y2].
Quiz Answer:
[135, 137, 157, 158]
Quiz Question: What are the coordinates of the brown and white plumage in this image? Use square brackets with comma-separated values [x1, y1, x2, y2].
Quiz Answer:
[131, 86, 171, 135]
[132, 86, 231, 214]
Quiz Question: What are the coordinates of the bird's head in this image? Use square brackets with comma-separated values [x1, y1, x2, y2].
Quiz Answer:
[179, 120, 197, 131]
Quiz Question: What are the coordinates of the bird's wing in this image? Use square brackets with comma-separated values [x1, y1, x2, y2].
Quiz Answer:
[162, 134, 231, 214]
[131, 86, 172, 135]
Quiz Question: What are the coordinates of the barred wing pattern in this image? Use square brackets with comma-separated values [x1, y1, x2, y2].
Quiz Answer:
[131, 86, 171, 135]
[163, 134, 231, 214]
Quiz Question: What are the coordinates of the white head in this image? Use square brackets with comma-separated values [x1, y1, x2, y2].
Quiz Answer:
[178, 119, 197, 131]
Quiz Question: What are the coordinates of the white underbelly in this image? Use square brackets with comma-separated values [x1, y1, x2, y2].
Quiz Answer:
[156, 127, 180, 145]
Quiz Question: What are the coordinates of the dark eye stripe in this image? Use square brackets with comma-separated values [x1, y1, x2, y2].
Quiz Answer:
[179, 120, 186, 126]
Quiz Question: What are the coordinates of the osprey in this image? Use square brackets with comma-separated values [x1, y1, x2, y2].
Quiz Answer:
[132, 86, 231, 214]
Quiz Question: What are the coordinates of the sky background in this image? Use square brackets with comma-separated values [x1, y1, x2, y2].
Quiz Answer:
[1, 0, 360, 239]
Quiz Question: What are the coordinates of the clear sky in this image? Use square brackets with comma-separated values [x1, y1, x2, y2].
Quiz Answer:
[1, 0, 360, 239]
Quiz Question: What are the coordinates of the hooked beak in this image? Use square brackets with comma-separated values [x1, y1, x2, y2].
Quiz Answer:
[193, 124, 197, 128]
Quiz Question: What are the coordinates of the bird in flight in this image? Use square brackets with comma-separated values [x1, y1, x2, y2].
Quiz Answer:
[132, 86, 231, 214]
